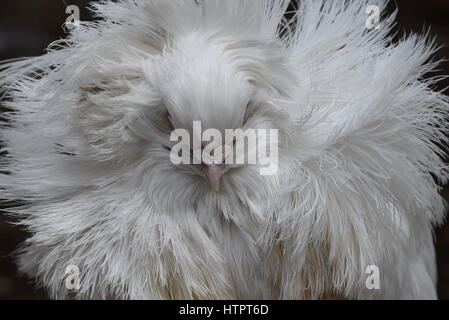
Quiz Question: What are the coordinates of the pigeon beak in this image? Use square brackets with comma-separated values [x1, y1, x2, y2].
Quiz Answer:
[202, 164, 224, 192]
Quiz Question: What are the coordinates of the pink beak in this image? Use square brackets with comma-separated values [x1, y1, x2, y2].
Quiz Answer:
[202, 164, 224, 192]
[201, 144, 230, 192]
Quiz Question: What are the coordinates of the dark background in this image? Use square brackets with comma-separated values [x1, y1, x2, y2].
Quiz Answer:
[0, 0, 449, 299]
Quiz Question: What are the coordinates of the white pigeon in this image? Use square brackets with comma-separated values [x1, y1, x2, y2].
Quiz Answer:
[0, 0, 448, 300]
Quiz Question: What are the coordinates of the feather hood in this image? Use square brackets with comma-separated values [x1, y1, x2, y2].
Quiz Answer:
[0, 0, 448, 299]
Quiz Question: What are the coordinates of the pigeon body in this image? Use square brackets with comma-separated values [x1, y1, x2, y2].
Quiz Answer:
[0, 0, 448, 299]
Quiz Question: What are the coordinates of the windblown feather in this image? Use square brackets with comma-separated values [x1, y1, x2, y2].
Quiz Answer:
[0, 0, 448, 299]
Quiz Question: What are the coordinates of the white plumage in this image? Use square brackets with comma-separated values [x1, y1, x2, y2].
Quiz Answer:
[0, 0, 448, 299]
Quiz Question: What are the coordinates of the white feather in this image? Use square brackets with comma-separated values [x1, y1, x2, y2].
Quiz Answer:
[0, 0, 448, 299]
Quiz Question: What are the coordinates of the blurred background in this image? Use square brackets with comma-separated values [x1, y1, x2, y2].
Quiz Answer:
[0, 0, 449, 299]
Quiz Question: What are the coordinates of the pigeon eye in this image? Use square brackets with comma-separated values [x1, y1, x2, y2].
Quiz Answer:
[243, 111, 248, 124]
[166, 111, 174, 130]
[243, 102, 250, 124]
